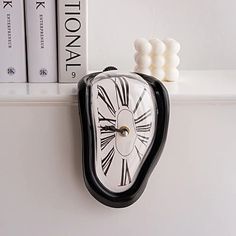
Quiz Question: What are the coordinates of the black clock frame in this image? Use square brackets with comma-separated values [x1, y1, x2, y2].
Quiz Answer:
[78, 70, 170, 208]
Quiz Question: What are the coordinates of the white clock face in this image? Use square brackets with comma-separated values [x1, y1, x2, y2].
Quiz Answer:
[91, 72, 157, 193]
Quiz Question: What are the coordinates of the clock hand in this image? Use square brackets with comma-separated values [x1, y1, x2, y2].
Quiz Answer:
[100, 126, 130, 137]
[100, 125, 118, 132]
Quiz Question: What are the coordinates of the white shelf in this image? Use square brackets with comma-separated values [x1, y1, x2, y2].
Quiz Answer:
[0, 70, 236, 104]
[166, 70, 236, 104]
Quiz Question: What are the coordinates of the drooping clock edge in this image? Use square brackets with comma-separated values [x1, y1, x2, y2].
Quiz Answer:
[78, 70, 170, 208]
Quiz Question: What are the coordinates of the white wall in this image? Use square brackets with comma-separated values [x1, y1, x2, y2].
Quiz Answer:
[88, 0, 236, 71]
[1, 94, 236, 236]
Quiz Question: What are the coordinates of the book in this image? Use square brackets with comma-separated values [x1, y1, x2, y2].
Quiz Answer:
[0, 0, 27, 82]
[25, 0, 57, 83]
[58, 0, 88, 83]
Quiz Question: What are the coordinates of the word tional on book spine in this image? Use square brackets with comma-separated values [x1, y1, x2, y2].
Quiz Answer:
[58, 0, 88, 83]
[0, 0, 27, 82]
[25, 0, 57, 83]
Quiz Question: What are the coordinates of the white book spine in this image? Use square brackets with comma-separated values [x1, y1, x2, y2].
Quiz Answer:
[25, 0, 57, 83]
[0, 0, 27, 82]
[58, 0, 88, 83]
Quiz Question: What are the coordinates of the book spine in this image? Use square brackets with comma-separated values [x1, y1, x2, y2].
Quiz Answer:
[58, 0, 88, 83]
[25, 0, 57, 83]
[0, 0, 27, 82]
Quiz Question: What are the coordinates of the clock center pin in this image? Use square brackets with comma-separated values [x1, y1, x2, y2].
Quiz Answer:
[119, 126, 130, 137]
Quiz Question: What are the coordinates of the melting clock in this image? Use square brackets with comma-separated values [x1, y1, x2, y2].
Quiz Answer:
[78, 67, 169, 208]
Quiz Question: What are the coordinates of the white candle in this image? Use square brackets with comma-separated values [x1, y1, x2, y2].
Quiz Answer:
[164, 38, 181, 82]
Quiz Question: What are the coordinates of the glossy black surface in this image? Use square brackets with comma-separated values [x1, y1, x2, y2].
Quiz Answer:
[78, 70, 169, 208]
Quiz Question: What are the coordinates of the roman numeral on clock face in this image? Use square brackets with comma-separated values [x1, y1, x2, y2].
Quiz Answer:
[135, 109, 152, 124]
[137, 135, 149, 146]
[136, 123, 152, 133]
[120, 159, 131, 186]
[135, 146, 143, 161]
[98, 111, 116, 125]
[133, 88, 146, 114]
[97, 85, 116, 117]
[101, 134, 115, 150]
[102, 147, 115, 176]
[114, 77, 129, 108]
[100, 127, 115, 135]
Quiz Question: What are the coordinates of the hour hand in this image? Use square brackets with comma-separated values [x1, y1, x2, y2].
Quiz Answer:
[100, 125, 117, 132]
[100, 125, 130, 137]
